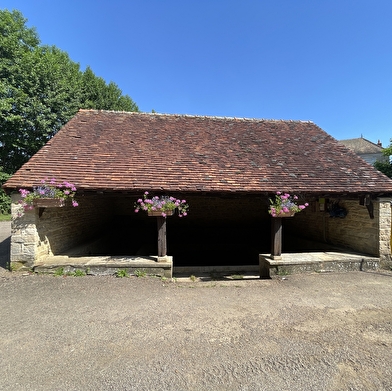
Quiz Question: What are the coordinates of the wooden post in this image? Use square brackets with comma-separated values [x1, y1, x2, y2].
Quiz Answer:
[157, 216, 167, 257]
[271, 217, 282, 259]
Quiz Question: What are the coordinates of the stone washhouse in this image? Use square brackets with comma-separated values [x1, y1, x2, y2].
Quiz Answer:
[4, 110, 392, 277]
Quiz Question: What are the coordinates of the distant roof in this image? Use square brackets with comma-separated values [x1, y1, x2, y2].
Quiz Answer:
[339, 137, 384, 154]
[4, 110, 392, 195]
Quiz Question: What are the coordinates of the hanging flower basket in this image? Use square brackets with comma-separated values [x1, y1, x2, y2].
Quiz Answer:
[33, 198, 65, 208]
[148, 209, 174, 217]
[268, 191, 309, 217]
[135, 192, 189, 218]
[273, 211, 295, 218]
[18, 177, 79, 216]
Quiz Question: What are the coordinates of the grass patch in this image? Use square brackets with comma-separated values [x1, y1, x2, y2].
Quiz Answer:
[54, 267, 64, 276]
[276, 267, 290, 276]
[116, 269, 129, 278]
[73, 269, 86, 277]
[0, 214, 11, 221]
[9, 262, 24, 272]
[134, 269, 147, 278]
[63, 269, 86, 277]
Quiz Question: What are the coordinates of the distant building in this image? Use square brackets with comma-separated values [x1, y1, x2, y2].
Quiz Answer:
[339, 137, 388, 165]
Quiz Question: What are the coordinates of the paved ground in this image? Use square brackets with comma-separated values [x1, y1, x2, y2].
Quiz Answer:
[1, 222, 392, 391]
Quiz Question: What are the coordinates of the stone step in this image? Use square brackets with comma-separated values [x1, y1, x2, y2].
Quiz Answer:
[33, 255, 173, 278]
[32, 252, 380, 280]
[259, 252, 380, 279]
[174, 265, 259, 279]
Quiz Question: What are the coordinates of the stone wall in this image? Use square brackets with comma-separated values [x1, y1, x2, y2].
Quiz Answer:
[285, 197, 392, 267]
[377, 198, 392, 267]
[11, 194, 113, 268]
[10, 194, 38, 268]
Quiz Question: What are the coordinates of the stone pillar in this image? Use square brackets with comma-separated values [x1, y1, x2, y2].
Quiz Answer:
[376, 197, 392, 269]
[10, 193, 39, 269]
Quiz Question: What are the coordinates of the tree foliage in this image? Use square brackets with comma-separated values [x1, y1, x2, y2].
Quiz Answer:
[374, 160, 392, 178]
[374, 143, 392, 178]
[0, 9, 139, 175]
[0, 167, 11, 214]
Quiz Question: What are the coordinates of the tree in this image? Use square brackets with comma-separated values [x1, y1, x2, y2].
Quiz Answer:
[0, 45, 83, 173]
[0, 9, 139, 175]
[374, 143, 392, 178]
[0, 168, 10, 214]
[80, 67, 138, 112]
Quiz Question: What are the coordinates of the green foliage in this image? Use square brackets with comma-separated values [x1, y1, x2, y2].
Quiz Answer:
[64, 269, 86, 277]
[276, 267, 290, 276]
[81, 67, 138, 112]
[54, 267, 64, 276]
[0, 168, 11, 214]
[374, 139, 392, 178]
[0, 9, 139, 175]
[374, 161, 392, 178]
[116, 269, 129, 278]
[134, 269, 147, 278]
[73, 269, 86, 277]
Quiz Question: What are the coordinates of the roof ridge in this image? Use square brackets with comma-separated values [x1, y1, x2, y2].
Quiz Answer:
[77, 109, 314, 124]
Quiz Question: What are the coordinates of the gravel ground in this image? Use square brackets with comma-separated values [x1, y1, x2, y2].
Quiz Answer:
[1, 222, 392, 391]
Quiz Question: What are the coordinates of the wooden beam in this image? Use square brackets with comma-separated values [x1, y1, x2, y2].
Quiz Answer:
[271, 217, 282, 258]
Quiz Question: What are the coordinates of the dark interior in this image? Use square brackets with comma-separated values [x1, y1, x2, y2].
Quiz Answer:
[67, 214, 271, 267]
[62, 194, 340, 267]
[59, 194, 274, 266]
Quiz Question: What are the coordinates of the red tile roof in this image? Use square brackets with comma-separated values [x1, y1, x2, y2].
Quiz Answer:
[4, 109, 392, 194]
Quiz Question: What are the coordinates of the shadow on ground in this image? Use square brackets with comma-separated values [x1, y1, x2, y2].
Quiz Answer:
[0, 237, 10, 269]
[0, 221, 11, 270]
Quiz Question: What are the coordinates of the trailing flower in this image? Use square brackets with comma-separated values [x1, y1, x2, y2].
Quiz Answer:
[18, 177, 79, 212]
[134, 191, 189, 218]
[269, 191, 308, 217]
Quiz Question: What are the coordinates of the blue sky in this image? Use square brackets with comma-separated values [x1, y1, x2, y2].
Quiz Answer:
[2, 0, 392, 147]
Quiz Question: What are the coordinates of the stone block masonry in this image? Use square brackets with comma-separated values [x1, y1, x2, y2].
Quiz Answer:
[10, 195, 38, 268]
[286, 197, 391, 268]
[11, 194, 113, 268]
[377, 198, 392, 267]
